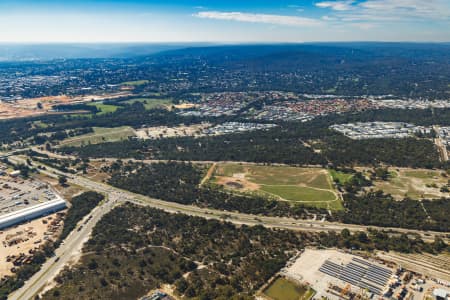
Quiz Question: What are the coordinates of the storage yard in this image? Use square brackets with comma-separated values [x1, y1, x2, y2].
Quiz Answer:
[281, 249, 450, 300]
[0, 212, 65, 278]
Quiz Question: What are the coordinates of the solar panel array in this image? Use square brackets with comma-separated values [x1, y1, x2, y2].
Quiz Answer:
[319, 257, 392, 295]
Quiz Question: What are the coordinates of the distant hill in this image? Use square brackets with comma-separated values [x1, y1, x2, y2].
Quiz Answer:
[0, 43, 211, 61]
[152, 42, 450, 68]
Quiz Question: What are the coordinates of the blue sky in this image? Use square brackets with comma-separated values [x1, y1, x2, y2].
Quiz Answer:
[0, 0, 449, 42]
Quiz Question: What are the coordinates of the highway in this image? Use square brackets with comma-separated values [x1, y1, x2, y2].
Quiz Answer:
[6, 155, 449, 299]
[9, 194, 117, 300]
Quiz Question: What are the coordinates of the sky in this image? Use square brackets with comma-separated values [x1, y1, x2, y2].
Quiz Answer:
[0, 0, 449, 43]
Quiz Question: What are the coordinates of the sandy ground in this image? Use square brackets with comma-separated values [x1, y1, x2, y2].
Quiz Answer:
[143, 285, 179, 300]
[83, 162, 111, 183]
[356, 167, 450, 200]
[215, 176, 260, 191]
[135, 123, 211, 140]
[0, 212, 64, 278]
[173, 103, 197, 109]
[0, 92, 131, 120]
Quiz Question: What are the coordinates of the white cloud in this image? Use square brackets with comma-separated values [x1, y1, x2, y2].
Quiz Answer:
[315, 1, 356, 11]
[317, 0, 450, 22]
[359, 0, 450, 20]
[194, 11, 322, 27]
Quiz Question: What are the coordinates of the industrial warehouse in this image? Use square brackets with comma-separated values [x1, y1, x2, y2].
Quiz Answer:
[319, 257, 392, 295]
[0, 198, 66, 230]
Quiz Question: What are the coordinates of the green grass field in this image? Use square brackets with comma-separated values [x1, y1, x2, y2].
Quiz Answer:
[32, 120, 49, 129]
[212, 164, 343, 210]
[122, 98, 172, 110]
[260, 185, 336, 202]
[87, 102, 120, 115]
[403, 170, 437, 179]
[329, 169, 353, 185]
[264, 278, 314, 300]
[59, 126, 135, 147]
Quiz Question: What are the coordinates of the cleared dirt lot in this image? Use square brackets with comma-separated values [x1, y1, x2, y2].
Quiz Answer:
[0, 212, 64, 278]
[359, 167, 450, 200]
[0, 92, 131, 120]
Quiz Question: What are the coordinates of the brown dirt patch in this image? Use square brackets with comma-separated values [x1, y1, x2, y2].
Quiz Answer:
[215, 176, 260, 191]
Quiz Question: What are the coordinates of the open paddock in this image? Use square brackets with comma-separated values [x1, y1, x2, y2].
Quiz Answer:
[58, 126, 136, 147]
[121, 98, 173, 110]
[362, 168, 450, 200]
[211, 164, 343, 210]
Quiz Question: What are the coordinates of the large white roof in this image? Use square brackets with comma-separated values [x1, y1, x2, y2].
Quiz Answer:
[0, 197, 66, 229]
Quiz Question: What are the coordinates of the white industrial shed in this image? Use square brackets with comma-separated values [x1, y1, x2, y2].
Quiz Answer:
[0, 197, 67, 230]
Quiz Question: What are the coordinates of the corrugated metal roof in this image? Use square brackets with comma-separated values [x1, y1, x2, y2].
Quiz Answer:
[0, 197, 66, 229]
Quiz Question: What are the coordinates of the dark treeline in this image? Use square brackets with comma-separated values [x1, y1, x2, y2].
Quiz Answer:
[52, 103, 100, 114]
[61, 116, 440, 169]
[338, 191, 450, 232]
[42, 204, 448, 300]
[320, 136, 440, 168]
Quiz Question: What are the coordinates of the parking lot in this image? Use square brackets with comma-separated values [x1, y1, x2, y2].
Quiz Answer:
[0, 175, 57, 216]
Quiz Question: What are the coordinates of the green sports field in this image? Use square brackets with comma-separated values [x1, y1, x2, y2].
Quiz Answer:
[212, 164, 343, 210]
[263, 277, 315, 300]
